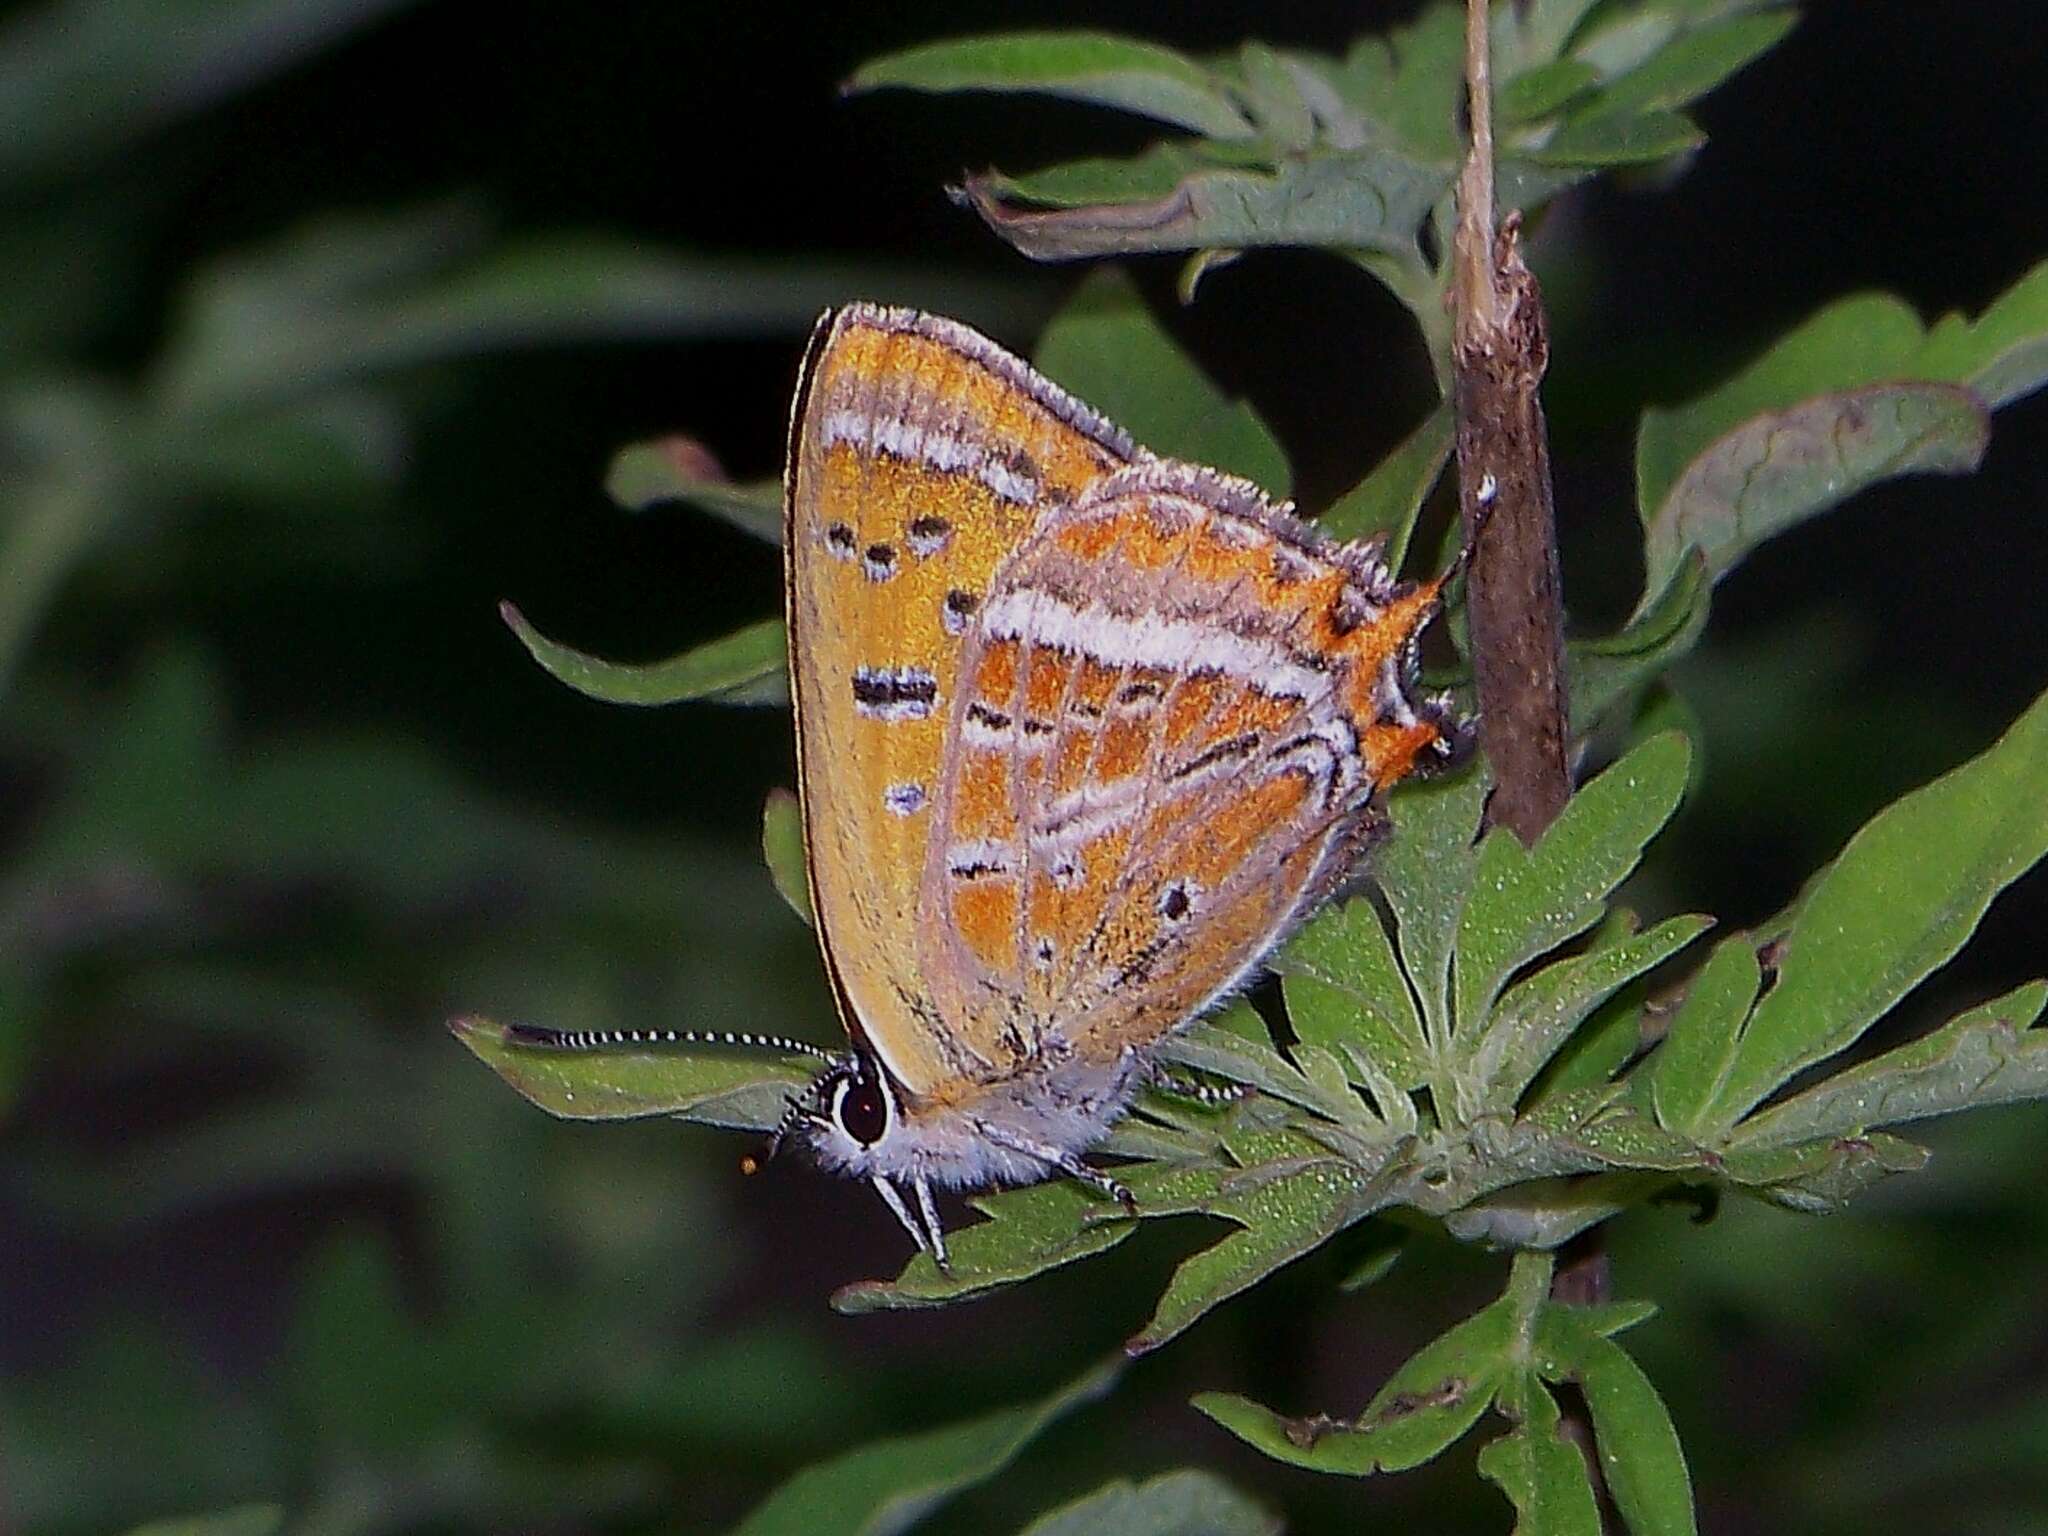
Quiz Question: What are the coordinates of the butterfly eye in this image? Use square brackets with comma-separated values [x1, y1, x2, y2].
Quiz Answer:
[833, 1076, 890, 1146]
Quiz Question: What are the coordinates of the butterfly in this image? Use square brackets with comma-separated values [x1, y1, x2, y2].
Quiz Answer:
[515, 304, 1460, 1268]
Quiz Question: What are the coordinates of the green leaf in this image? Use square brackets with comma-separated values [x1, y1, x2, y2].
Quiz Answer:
[1195, 1289, 1514, 1473]
[500, 605, 788, 707]
[1498, 59, 1601, 123]
[1719, 1130, 1930, 1214]
[1279, 894, 1431, 1093]
[1131, 1158, 1378, 1354]
[831, 1179, 1141, 1315]
[731, 1360, 1120, 1536]
[1699, 686, 2048, 1129]
[1537, 1311, 1696, 1536]
[1276, 891, 1412, 1043]
[1630, 262, 2048, 603]
[1453, 733, 1692, 1038]
[1315, 403, 1453, 567]
[1914, 256, 2048, 408]
[1580, 10, 1796, 117]
[1530, 108, 1703, 167]
[604, 435, 782, 545]
[1236, 42, 1316, 151]
[1640, 382, 1987, 603]
[1729, 980, 2048, 1152]
[1474, 913, 1713, 1105]
[1647, 935, 1762, 1139]
[1032, 269, 1289, 492]
[1016, 1469, 1279, 1536]
[848, 33, 1254, 140]
[1154, 1021, 1369, 1126]
[978, 141, 1266, 211]
[448, 1015, 817, 1132]
[958, 149, 1446, 268]
[763, 789, 812, 924]
[1377, 766, 1492, 1040]
[1476, 1372, 1601, 1536]
[1566, 553, 1709, 733]
[120, 1509, 283, 1536]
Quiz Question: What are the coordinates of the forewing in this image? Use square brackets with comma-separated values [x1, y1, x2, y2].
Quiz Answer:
[785, 305, 1132, 1096]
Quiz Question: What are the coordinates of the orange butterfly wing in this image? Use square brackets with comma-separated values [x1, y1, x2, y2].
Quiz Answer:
[784, 306, 1133, 1098]
[916, 460, 1452, 1072]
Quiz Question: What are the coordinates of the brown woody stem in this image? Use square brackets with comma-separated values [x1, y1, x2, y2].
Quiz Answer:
[1451, 0, 1572, 848]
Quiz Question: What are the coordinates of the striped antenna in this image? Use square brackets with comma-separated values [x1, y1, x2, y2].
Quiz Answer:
[503, 1023, 840, 1063]
[744, 1088, 824, 1177]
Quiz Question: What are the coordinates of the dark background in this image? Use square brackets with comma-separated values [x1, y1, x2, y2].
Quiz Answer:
[4, 1, 2046, 1532]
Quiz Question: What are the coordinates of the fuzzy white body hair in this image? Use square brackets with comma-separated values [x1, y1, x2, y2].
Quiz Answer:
[805, 1049, 1145, 1191]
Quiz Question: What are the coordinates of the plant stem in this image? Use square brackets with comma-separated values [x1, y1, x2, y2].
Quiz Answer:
[1451, 0, 1572, 848]
[1451, 2, 1612, 1525]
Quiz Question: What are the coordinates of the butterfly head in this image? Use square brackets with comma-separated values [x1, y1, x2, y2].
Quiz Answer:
[767, 1049, 907, 1178]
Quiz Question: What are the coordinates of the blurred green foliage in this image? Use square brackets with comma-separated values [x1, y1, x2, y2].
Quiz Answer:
[4, 3, 2047, 1536]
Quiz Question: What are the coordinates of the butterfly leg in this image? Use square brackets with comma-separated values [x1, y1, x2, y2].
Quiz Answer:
[869, 1175, 945, 1269]
[975, 1122, 1137, 1214]
[912, 1173, 950, 1273]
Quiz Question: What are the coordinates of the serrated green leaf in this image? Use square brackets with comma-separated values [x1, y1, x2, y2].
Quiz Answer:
[1582, 10, 1795, 117]
[848, 33, 1254, 140]
[1453, 733, 1692, 1039]
[603, 435, 782, 544]
[1647, 935, 1762, 1138]
[831, 1178, 1142, 1314]
[1700, 686, 2048, 1129]
[1537, 1312, 1697, 1536]
[1477, 1371, 1602, 1536]
[1278, 895, 1430, 1092]
[1016, 1469, 1280, 1536]
[1475, 913, 1712, 1106]
[1332, 4, 1464, 160]
[1131, 1158, 1377, 1353]
[762, 788, 811, 924]
[1378, 767, 1492, 1039]
[120, 1509, 283, 1536]
[1032, 269, 1288, 493]
[501, 605, 787, 706]
[1194, 1289, 1513, 1473]
[448, 1015, 816, 1132]
[732, 1360, 1120, 1536]
[1567, 553, 1710, 732]
[1729, 980, 2048, 1152]
[1525, 912, 1667, 1103]
[1315, 403, 1452, 566]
